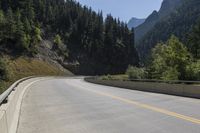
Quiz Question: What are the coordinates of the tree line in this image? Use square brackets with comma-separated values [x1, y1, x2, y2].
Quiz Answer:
[0, 0, 139, 75]
[127, 33, 200, 81]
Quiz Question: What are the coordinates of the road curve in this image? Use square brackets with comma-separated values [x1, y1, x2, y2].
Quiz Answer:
[17, 77, 200, 133]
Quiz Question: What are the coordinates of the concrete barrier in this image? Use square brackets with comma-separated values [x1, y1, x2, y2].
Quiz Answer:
[0, 111, 8, 133]
[85, 78, 200, 99]
[0, 78, 44, 133]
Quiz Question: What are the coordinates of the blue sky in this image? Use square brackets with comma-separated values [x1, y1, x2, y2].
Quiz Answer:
[75, 0, 163, 22]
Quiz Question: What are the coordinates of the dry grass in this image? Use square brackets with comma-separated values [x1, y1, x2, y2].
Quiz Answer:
[0, 56, 73, 94]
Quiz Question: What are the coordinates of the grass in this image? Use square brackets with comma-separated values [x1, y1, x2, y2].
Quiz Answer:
[100, 74, 128, 80]
[0, 56, 73, 94]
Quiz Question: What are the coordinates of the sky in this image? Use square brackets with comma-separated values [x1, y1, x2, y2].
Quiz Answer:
[75, 0, 163, 22]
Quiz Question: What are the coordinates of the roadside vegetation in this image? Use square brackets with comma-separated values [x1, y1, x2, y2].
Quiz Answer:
[126, 66, 146, 80]
[0, 56, 72, 94]
[100, 74, 128, 81]
[102, 35, 200, 81]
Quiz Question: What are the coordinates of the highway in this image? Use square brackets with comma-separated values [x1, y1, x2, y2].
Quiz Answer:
[17, 77, 200, 133]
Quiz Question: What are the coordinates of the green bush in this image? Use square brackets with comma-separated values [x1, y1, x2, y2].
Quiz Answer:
[161, 67, 180, 80]
[54, 34, 62, 46]
[186, 60, 200, 80]
[149, 35, 191, 80]
[126, 66, 146, 80]
[101, 75, 112, 80]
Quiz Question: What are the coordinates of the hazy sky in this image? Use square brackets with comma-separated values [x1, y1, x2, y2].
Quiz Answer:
[75, 0, 163, 22]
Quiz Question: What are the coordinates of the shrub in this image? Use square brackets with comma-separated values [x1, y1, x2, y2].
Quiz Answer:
[186, 60, 200, 80]
[161, 67, 180, 80]
[54, 34, 62, 46]
[126, 66, 146, 79]
[101, 74, 112, 80]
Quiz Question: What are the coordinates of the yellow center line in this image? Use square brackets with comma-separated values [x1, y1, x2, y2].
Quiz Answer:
[74, 82, 200, 125]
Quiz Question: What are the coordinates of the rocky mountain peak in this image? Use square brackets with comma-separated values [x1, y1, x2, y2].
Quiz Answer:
[127, 17, 145, 29]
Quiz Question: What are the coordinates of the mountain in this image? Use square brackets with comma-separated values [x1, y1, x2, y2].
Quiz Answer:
[127, 17, 145, 29]
[135, 0, 181, 43]
[137, 0, 200, 61]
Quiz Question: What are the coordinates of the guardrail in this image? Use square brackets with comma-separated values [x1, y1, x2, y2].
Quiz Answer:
[0, 77, 34, 105]
[90, 76, 200, 84]
[0, 76, 40, 133]
[85, 77, 200, 99]
[125, 79, 200, 84]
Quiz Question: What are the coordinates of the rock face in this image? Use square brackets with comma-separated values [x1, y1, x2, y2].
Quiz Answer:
[158, 0, 181, 18]
[135, 0, 181, 43]
[127, 17, 145, 29]
[35, 39, 70, 73]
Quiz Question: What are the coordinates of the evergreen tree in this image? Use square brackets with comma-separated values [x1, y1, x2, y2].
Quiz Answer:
[0, 10, 5, 43]
[6, 8, 16, 41]
[15, 9, 29, 51]
[0, 58, 9, 81]
[188, 20, 200, 59]
[0, 0, 139, 75]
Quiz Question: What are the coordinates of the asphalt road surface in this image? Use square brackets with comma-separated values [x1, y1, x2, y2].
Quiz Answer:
[17, 77, 200, 133]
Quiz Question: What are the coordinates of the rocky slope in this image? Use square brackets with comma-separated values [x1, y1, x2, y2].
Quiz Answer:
[135, 0, 181, 43]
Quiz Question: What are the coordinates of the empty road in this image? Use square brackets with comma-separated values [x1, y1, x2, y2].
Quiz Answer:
[17, 77, 200, 133]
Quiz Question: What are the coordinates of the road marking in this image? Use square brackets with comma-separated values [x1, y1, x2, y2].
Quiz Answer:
[70, 81, 200, 125]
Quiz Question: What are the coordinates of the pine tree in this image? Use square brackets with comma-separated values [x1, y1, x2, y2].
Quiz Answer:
[0, 58, 9, 81]
[6, 8, 16, 40]
[14, 9, 29, 51]
[188, 21, 200, 59]
[0, 0, 139, 75]
[0, 10, 5, 43]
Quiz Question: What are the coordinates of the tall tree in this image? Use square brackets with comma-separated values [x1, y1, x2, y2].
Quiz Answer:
[188, 20, 200, 59]
[149, 36, 191, 80]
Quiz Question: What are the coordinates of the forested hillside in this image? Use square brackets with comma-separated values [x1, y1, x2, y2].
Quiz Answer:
[137, 0, 200, 62]
[0, 0, 139, 75]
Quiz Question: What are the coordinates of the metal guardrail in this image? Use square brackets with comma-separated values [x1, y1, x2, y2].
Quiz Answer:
[85, 77, 200, 99]
[0, 77, 34, 105]
[127, 79, 200, 84]
[89, 76, 200, 85]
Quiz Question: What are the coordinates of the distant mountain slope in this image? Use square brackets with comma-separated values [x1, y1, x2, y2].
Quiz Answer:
[137, 0, 200, 61]
[135, 0, 181, 42]
[127, 17, 145, 29]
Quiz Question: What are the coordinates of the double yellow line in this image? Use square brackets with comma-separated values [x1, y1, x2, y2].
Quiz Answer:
[76, 83, 200, 125]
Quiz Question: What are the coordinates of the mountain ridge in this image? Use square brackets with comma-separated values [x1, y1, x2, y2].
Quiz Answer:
[137, 0, 200, 61]
[127, 17, 145, 29]
[135, 0, 181, 43]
